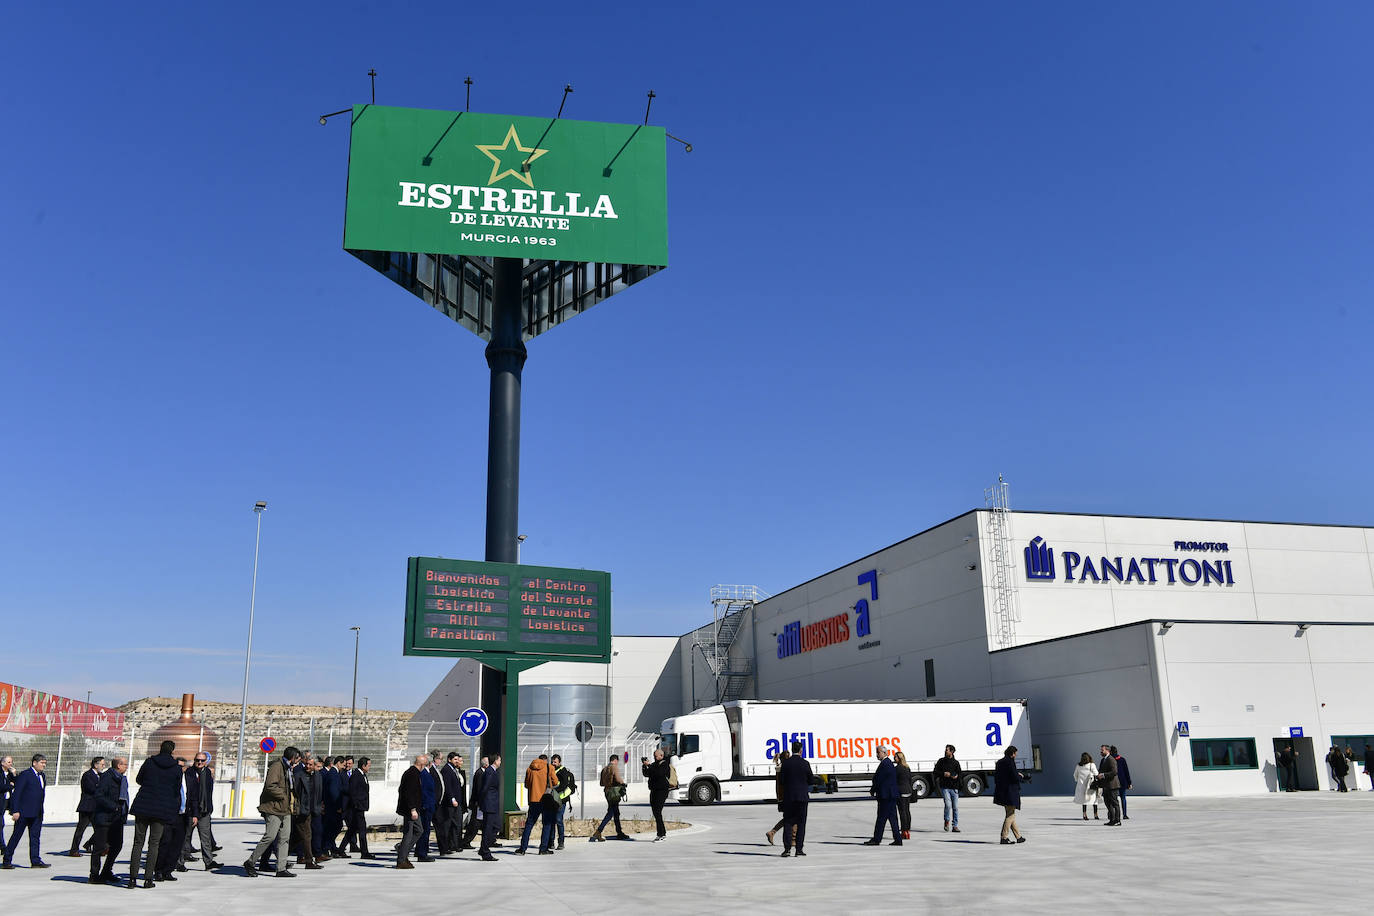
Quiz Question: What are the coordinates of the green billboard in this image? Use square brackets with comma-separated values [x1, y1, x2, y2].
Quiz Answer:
[345, 106, 667, 265]
[403, 557, 612, 664]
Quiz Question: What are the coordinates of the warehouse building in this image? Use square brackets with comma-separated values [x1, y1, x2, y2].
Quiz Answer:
[416, 506, 1374, 797]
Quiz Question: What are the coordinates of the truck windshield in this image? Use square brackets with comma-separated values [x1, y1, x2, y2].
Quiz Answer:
[660, 733, 678, 757]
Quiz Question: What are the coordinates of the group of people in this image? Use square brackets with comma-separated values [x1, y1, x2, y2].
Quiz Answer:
[0, 741, 379, 886]
[762, 742, 1033, 856]
[242, 746, 375, 879]
[1322, 744, 1369, 792]
[1070, 745, 1131, 826]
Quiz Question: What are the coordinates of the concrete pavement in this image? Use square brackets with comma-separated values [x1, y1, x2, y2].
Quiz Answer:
[3, 789, 1371, 913]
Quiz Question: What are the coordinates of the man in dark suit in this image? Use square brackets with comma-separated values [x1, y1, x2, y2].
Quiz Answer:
[2, 753, 49, 868]
[395, 755, 425, 869]
[321, 757, 343, 858]
[476, 755, 501, 862]
[1111, 746, 1132, 820]
[437, 752, 466, 855]
[1098, 745, 1121, 826]
[416, 752, 439, 862]
[308, 757, 326, 862]
[345, 757, 373, 859]
[189, 752, 218, 869]
[88, 756, 129, 885]
[69, 756, 105, 857]
[290, 754, 321, 869]
[463, 755, 489, 849]
[864, 745, 901, 846]
[778, 741, 813, 857]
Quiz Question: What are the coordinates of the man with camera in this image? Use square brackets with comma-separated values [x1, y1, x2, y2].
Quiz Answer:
[641, 749, 672, 841]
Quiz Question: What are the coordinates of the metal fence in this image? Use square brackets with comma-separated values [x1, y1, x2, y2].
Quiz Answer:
[1, 714, 667, 820]
[0, 713, 408, 788]
[400, 722, 663, 811]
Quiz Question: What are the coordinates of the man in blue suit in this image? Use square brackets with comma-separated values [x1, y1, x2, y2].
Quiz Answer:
[3, 753, 49, 868]
[778, 741, 813, 857]
[417, 753, 439, 861]
[864, 745, 902, 846]
[321, 756, 342, 858]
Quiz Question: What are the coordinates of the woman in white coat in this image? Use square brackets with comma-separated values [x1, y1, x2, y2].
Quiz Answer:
[1072, 752, 1101, 820]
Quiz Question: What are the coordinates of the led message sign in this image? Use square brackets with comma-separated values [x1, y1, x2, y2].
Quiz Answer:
[404, 557, 611, 663]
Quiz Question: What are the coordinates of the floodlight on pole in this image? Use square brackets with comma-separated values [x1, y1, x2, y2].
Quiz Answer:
[233, 500, 267, 816]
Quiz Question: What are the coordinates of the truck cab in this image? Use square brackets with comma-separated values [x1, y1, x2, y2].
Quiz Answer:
[660, 706, 732, 804]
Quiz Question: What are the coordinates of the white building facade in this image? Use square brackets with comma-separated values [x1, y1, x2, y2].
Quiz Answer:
[690, 510, 1374, 796]
[415, 511, 1374, 798]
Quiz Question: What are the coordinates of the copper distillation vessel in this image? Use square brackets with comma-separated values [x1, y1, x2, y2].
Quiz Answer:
[146, 693, 220, 764]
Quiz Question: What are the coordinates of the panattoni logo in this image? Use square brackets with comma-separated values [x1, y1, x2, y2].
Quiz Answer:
[475, 125, 548, 188]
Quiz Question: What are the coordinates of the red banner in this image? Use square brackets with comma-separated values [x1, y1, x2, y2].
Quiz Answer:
[0, 682, 125, 741]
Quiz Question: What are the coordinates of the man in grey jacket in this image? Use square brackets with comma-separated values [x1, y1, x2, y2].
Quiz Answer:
[245, 747, 301, 878]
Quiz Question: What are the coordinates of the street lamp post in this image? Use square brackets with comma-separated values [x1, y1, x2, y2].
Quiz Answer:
[516, 533, 527, 563]
[349, 626, 361, 753]
[233, 500, 267, 816]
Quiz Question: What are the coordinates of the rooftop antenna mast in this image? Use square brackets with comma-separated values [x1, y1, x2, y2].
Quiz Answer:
[984, 474, 1020, 649]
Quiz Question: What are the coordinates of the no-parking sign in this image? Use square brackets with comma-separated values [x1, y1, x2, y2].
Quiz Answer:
[259, 737, 277, 754]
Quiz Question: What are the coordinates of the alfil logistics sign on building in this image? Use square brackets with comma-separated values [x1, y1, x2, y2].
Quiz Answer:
[343, 105, 668, 265]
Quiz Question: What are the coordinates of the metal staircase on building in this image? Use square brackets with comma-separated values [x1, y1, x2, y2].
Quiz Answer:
[697, 585, 767, 704]
[985, 474, 1021, 650]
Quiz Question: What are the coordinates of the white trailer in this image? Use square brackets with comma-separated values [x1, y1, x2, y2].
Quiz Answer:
[659, 699, 1033, 805]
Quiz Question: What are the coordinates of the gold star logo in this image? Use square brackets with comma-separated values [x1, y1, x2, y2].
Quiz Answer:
[475, 125, 549, 188]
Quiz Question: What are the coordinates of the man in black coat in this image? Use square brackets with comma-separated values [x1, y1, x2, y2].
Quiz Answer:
[344, 758, 372, 858]
[127, 741, 182, 887]
[476, 755, 501, 862]
[395, 755, 425, 868]
[864, 746, 901, 846]
[1277, 745, 1298, 792]
[462, 756, 489, 849]
[69, 756, 105, 857]
[126, 742, 179, 885]
[87, 757, 129, 885]
[153, 757, 191, 880]
[778, 741, 813, 857]
[437, 752, 466, 855]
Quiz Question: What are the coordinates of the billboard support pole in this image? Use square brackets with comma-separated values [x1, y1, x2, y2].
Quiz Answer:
[483, 255, 527, 826]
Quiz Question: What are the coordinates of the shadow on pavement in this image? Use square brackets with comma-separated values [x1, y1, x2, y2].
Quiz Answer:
[713, 850, 777, 857]
[935, 839, 995, 845]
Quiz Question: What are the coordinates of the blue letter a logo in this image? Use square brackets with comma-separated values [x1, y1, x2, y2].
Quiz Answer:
[1024, 536, 1055, 581]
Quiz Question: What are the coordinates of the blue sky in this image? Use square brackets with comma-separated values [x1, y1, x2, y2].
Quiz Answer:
[3, 3, 1371, 711]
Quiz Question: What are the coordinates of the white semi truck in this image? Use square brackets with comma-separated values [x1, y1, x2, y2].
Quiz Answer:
[659, 699, 1034, 805]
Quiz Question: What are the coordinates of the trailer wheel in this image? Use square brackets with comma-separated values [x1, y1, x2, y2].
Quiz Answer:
[911, 774, 932, 799]
[689, 779, 717, 805]
[961, 772, 985, 797]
